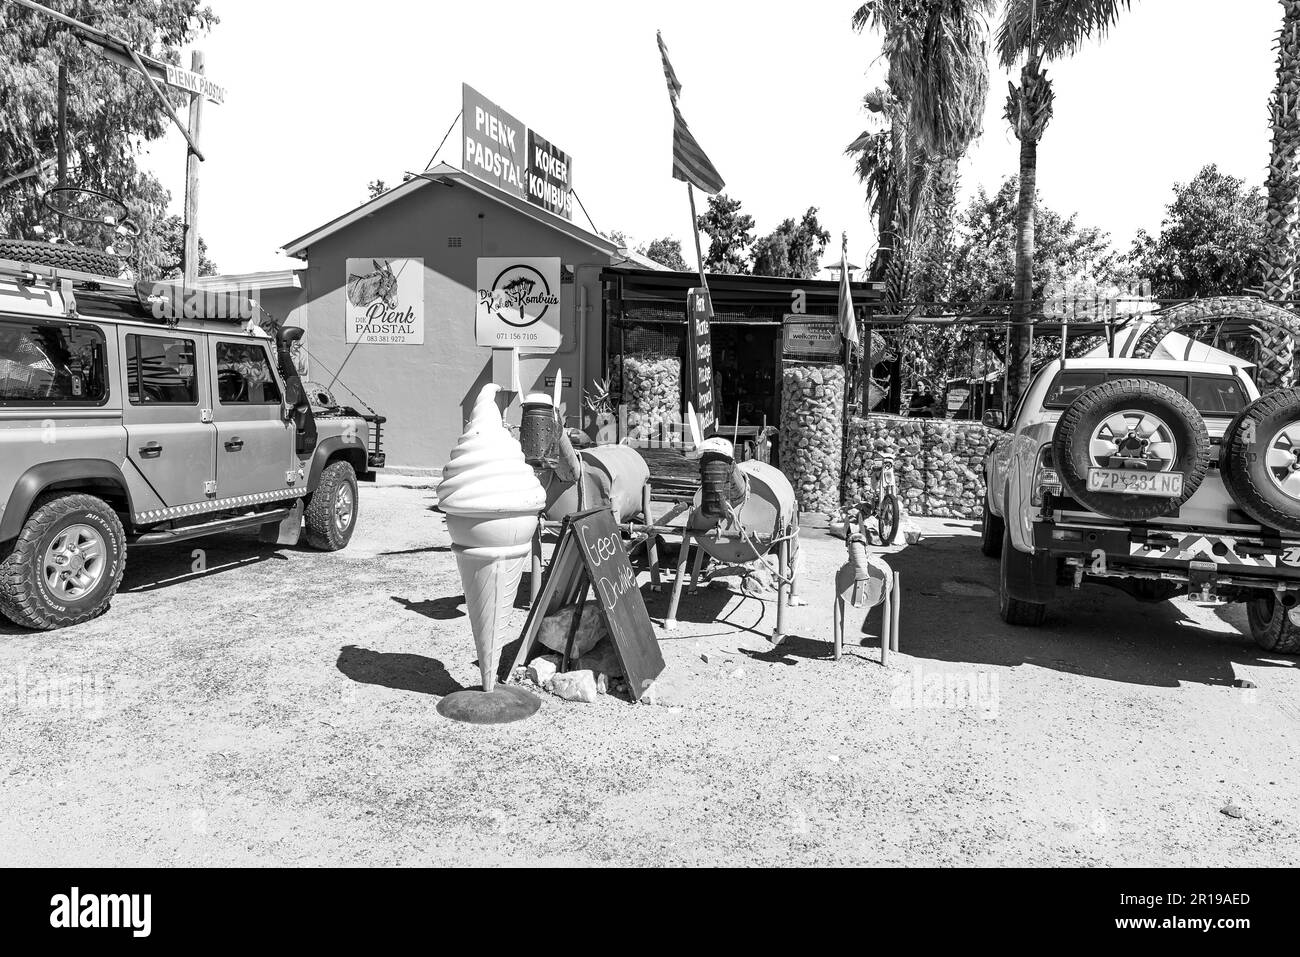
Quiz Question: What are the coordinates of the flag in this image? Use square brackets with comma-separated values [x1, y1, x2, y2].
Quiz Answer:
[838, 236, 859, 350]
[657, 31, 725, 195]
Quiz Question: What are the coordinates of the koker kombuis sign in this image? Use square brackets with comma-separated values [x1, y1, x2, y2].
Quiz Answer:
[476, 257, 562, 353]
[462, 83, 574, 221]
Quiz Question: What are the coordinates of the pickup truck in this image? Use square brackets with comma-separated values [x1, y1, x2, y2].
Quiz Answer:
[982, 356, 1300, 653]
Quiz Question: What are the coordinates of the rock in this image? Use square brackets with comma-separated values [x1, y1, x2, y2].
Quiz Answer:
[537, 601, 608, 656]
[545, 670, 598, 703]
[637, 671, 689, 707]
[526, 655, 560, 686]
[572, 639, 623, 680]
[1220, 802, 1244, 819]
[596, 673, 608, 695]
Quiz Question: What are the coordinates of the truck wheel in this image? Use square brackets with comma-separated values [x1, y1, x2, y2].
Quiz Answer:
[999, 529, 1046, 626]
[1245, 593, 1300, 654]
[1219, 388, 1300, 535]
[1053, 378, 1210, 521]
[0, 494, 126, 630]
[980, 492, 1003, 557]
[305, 460, 358, 550]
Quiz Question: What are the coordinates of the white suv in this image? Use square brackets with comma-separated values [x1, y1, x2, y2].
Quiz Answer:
[982, 356, 1300, 653]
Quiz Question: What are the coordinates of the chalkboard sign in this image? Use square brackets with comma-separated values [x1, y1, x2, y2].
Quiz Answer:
[511, 508, 664, 701]
[686, 287, 715, 434]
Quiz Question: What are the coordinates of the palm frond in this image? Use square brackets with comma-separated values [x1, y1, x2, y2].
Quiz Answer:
[997, 0, 1134, 67]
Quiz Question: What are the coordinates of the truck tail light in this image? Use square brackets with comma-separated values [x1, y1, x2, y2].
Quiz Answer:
[1031, 445, 1062, 506]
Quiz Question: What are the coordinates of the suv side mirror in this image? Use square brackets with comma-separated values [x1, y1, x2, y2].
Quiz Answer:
[981, 409, 1005, 430]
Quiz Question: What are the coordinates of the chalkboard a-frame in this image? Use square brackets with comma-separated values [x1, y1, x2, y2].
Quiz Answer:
[511, 508, 664, 701]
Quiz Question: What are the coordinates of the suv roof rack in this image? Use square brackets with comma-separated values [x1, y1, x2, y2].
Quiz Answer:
[1, 257, 256, 326]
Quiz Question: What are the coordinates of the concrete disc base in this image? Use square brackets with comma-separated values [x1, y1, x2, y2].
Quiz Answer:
[436, 686, 541, 725]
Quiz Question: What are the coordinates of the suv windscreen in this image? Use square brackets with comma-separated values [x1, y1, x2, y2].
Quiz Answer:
[0, 317, 107, 405]
[1042, 370, 1247, 415]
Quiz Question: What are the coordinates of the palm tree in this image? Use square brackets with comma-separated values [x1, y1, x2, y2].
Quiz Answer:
[997, 0, 1133, 407]
[1260, 0, 1300, 390]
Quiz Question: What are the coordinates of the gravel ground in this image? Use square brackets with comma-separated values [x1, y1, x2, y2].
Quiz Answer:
[1, 484, 1298, 866]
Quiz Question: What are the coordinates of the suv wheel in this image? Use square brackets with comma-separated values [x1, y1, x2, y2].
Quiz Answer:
[0, 494, 127, 630]
[998, 528, 1046, 627]
[980, 492, 1004, 558]
[305, 460, 358, 551]
[1245, 593, 1300, 654]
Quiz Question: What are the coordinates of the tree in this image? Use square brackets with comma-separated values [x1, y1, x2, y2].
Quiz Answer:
[1260, 0, 1300, 389]
[1123, 165, 1265, 299]
[997, 0, 1134, 408]
[367, 179, 387, 199]
[603, 229, 629, 247]
[696, 193, 754, 274]
[151, 213, 218, 278]
[751, 208, 832, 279]
[639, 236, 688, 271]
[0, 2, 219, 279]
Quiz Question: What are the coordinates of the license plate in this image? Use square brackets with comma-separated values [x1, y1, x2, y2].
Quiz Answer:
[1086, 467, 1184, 497]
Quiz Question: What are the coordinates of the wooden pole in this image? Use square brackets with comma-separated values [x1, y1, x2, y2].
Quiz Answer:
[183, 50, 205, 287]
[686, 183, 709, 294]
[56, 62, 68, 187]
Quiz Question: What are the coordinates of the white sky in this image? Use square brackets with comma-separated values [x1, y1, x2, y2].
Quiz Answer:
[138, 0, 1280, 275]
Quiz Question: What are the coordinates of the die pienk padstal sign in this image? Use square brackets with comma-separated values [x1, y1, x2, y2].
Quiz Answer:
[344, 258, 425, 344]
[462, 83, 574, 221]
[476, 257, 562, 352]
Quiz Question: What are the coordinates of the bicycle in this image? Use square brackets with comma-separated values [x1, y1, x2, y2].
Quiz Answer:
[843, 457, 901, 546]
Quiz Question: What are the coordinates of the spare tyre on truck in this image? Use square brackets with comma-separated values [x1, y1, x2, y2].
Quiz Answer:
[1218, 386, 1300, 536]
[1052, 378, 1211, 522]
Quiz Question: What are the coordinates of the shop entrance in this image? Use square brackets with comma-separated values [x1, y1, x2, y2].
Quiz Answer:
[710, 323, 780, 457]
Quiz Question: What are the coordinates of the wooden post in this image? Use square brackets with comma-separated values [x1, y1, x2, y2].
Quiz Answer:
[880, 581, 892, 667]
[56, 62, 68, 188]
[529, 524, 543, 605]
[890, 571, 901, 652]
[686, 183, 709, 295]
[182, 50, 205, 286]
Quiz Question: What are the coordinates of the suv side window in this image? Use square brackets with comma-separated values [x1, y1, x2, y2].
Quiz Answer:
[215, 342, 281, 405]
[0, 316, 107, 406]
[126, 334, 198, 404]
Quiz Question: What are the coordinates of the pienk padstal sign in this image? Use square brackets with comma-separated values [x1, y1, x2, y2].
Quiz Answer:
[462, 83, 574, 221]
[476, 257, 562, 353]
[344, 258, 424, 344]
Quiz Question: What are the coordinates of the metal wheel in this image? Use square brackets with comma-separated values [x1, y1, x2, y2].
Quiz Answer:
[334, 482, 355, 533]
[1264, 424, 1300, 502]
[1088, 410, 1178, 471]
[42, 523, 107, 601]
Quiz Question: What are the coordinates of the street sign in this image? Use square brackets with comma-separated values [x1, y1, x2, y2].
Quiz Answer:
[164, 63, 225, 105]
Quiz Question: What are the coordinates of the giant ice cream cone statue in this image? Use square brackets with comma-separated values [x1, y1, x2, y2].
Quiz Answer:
[438, 385, 546, 692]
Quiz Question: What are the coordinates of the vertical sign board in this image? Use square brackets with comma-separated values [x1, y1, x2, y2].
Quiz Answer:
[512, 509, 664, 701]
[475, 257, 562, 352]
[686, 287, 715, 433]
[526, 129, 573, 220]
[462, 83, 527, 201]
[344, 258, 424, 344]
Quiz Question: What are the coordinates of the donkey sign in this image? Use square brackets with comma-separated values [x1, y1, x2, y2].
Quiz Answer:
[344, 258, 424, 344]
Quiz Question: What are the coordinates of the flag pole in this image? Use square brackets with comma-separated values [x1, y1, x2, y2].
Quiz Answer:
[687, 182, 709, 295]
[839, 233, 855, 509]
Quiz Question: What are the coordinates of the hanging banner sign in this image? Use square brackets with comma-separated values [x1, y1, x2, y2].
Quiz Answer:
[526, 129, 573, 220]
[344, 258, 424, 345]
[686, 287, 715, 433]
[476, 257, 562, 352]
[462, 83, 527, 200]
[164, 64, 225, 105]
[782, 314, 842, 362]
[462, 83, 574, 220]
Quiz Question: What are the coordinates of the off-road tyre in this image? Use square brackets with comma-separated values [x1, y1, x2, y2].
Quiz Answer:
[1219, 388, 1300, 535]
[1245, 592, 1300, 654]
[305, 460, 358, 551]
[999, 528, 1046, 627]
[0, 237, 120, 277]
[980, 492, 1004, 558]
[0, 493, 126, 630]
[1053, 378, 1210, 521]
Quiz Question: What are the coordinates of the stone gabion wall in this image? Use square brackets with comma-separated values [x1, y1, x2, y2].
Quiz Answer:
[621, 355, 681, 442]
[779, 364, 844, 516]
[846, 414, 995, 519]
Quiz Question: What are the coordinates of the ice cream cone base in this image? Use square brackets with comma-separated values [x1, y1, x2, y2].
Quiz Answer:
[454, 542, 530, 692]
[436, 685, 541, 725]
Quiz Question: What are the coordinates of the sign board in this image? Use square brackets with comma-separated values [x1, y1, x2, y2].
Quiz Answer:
[782, 314, 841, 361]
[686, 287, 715, 433]
[344, 258, 424, 344]
[476, 257, 562, 352]
[462, 83, 574, 220]
[511, 509, 664, 701]
[526, 129, 573, 220]
[462, 83, 528, 201]
[164, 63, 225, 105]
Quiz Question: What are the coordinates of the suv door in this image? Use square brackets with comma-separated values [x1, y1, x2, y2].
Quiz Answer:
[119, 329, 217, 509]
[207, 337, 298, 499]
